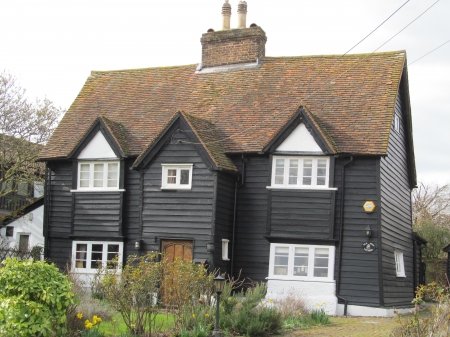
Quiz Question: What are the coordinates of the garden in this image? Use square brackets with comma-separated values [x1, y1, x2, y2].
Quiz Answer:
[0, 252, 331, 337]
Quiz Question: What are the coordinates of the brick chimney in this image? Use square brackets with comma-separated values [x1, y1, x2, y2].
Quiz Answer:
[200, 1, 267, 69]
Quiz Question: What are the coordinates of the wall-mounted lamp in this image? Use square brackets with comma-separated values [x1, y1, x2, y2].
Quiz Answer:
[135, 240, 141, 250]
[206, 243, 215, 253]
[363, 201, 376, 213]
[365, 225, 372, 238]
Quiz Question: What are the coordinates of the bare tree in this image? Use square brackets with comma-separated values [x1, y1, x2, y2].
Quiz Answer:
[412, 182, 450, 228]
[0, 71, 64, 199]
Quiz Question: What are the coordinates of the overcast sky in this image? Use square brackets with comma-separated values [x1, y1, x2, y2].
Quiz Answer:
[1, 0, 449, 185]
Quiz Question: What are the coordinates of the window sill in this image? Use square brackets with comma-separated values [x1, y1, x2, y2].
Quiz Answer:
[266, 186, 338, 191]
[266, 276, 335, 283]
[396, 275, 406, 278]
[160, 187, 192, 190]
[70, 189, 125, 193]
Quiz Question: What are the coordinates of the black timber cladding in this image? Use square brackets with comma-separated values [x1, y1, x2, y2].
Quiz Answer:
[334, 157, 381, 307]
[379, 91, 415, 306]
[140, 130, 214, 265]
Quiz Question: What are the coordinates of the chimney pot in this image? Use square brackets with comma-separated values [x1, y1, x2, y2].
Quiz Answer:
[237, 1, 247, 29]
[222, 0, 231, 30]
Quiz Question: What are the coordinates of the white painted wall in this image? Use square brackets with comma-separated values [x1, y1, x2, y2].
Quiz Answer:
[0, 205, 44, 249]
[266, 279, 337, 315]
[276, 123, 323, 153]
[77, 131, 117, 159]
[336, 304, 414, 317]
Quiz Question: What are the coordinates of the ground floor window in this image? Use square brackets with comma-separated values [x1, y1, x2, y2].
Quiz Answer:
[268, 243, 335, 281]
[394, 250, 406, 277]
[72, 241, 123, 272]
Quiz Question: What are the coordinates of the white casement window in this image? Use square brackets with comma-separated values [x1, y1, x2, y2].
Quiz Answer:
[161, 164, 193, 189]
[393, 114, 400, 133]
[78, 161, 120, 190]
[271, 156, 330, 188]
[72, 241, 123, 273]
[268, 243, 335, 281]
[222, 239, 230, 261]
[394, 250, 406, 277]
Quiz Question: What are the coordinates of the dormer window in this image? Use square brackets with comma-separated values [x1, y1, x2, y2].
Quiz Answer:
[271, 156, 329, 188]
[78, 161, 120, 190]
[161, 164, 193, 190]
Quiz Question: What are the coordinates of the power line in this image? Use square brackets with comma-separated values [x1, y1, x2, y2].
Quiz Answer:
[343, 0, 410, 56]
[409, 38, 450, 65]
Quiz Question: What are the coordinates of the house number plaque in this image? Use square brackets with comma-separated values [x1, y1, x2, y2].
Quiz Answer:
[362, 242, 376, 252]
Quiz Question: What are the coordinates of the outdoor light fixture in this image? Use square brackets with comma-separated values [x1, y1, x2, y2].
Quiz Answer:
[365, 225, 372, 238]
[213, 275, 226, 337]
[135, 240, 140, 250]
[206, 243, 215, 253]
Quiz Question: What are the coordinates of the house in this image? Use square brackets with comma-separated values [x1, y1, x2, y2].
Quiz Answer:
[0, 197, 44, 254]
[39, 1, 424, 316]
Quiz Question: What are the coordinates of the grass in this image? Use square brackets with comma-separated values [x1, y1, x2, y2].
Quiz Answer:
[98, 312, 175, 336]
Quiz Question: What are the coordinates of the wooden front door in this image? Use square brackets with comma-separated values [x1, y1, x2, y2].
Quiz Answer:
[161, 240, 193, 262]
[161, 240, 193, 305]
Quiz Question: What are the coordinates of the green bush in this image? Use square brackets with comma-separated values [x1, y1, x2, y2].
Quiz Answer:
[0, 258, 75, 337]
[219, 283, 283, 336]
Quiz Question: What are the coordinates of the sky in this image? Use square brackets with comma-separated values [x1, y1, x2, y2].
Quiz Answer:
[1, 0, 449, 185]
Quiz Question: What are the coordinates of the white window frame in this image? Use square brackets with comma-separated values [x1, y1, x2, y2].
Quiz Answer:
[394, 250, 406, 277]
[76, 161, 120, 191]
[72, 241, 123, 273]
[268, 243, 335, 281]
[222, 239, 230, 261]
[270, 156, 330, 189]
[393, 114, 400, 133]
[161, 164, 193, 190]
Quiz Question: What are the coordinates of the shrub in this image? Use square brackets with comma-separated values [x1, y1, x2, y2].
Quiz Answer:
[0, 258, 74, 337]
[392, 282, 450, 337]
[99, 253, 163, 336]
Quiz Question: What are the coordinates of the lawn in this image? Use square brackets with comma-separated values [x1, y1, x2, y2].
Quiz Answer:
[98, 312, 175, 336]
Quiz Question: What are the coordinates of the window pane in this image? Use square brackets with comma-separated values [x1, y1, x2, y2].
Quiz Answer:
[274, 159, 285, 185]
[316, 159, 327, 185]
[17, 182, 28, 196]
[93, 164, 104, 187]
[107, 163, 118, 187]
[313, 248, 329, 277]
[80, 164, 90, 187]
[303, 159, 312, 185]
[288, 159, 298, 185]
[167, 169, 177, 184]
[294, 247, 308, 276]
[91, 244, 103, 268]
[107, 244, 120, 268]
[274, 246, 289, 275]
[180, 169, 190, 185]
[75, 244, 87, 268]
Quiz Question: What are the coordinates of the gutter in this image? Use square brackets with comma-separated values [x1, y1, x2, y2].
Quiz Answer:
[336, 156, 353, 316]
[230, 154, 246, 278]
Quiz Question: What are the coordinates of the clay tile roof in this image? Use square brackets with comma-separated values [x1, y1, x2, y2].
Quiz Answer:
[182, 112, 237, 172]
[101, 116, 129, 156]
[40, 51, 406, 160]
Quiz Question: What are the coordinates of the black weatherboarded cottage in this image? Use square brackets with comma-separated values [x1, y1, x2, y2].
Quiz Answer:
[39, 1, 424, 316]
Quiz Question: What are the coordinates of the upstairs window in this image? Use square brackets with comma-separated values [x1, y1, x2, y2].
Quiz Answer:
[393, 114, 400, 133]
[78, 161, 119, 190]
[269, 243, 335, 281]
[161, 164, 193, 189]
[272, 156, 329, 188]
[394, 250, 406, 277]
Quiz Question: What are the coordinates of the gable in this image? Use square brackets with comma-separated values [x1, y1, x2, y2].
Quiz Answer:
[275, 123, 323, 153]
[77, 131, 118, 159]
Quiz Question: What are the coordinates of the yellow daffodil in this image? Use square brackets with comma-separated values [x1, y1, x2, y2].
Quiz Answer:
[77, 313, 83, 319]
[261, 301, 266, 306]
[205, 314, 210, 317]
[192, 314, 196, 318]
[322, 301, 326, 305]
[228, 297, 231, 301]
[315, 303, 319, 307]
[85, 321, 93, 329]
[237, 302, 241, 306]
[269, 299, 273, 303]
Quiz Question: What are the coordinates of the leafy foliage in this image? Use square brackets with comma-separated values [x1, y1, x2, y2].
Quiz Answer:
[393, 282, 450, 337]
[0, 258, 74, 337]
[0, 71, 64, 199]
